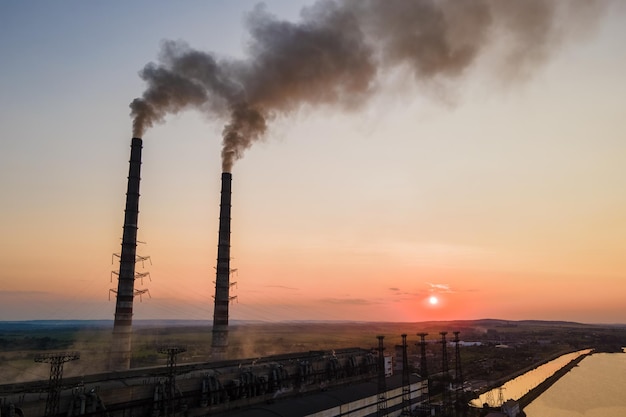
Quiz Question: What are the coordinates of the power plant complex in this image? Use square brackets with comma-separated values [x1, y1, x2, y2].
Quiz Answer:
[1, 1, 616, 414]
[0, 138, 467, 417]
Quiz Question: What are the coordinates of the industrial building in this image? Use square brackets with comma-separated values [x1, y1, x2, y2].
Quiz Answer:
[0, 347, 430, 416]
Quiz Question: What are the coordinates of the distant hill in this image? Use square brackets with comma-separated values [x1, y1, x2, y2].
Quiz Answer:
[1, 318, 622, 333]
[0, 319, 264, 331]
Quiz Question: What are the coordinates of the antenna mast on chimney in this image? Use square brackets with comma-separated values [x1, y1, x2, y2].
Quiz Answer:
[110, 250, 152, 302]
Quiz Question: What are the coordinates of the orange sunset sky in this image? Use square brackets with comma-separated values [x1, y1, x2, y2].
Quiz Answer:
[1, 1, 625, 323]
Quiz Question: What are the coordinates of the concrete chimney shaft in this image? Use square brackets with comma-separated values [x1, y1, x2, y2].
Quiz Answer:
[110, 137, 142, 370]
[211, 172, 232, 359]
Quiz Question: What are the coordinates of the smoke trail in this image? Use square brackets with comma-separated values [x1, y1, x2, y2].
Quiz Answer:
[130, 0, 607, 172]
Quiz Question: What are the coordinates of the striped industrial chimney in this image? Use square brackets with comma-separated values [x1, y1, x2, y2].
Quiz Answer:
[110, 137, 143, 370]
[211, 172, 232, 359]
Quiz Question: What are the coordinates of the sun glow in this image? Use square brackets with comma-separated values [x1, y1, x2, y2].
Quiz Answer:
[429, 295, 439, 305]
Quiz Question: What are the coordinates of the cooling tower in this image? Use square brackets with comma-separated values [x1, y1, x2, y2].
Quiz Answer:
[110, 137, 142, 370]
[211, 172, 232, 359]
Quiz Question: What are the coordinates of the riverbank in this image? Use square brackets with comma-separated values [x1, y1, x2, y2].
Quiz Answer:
[518, 351, 592, 409]
[524, 350, 626, 416]
[475, 348, 578, 396]
[470, 349, 593, 409]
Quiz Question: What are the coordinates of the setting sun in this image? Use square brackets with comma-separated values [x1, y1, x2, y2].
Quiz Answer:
[429, 296, 439, 305]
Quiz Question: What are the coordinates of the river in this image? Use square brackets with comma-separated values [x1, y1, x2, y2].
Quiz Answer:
[525, 351, 626, 417]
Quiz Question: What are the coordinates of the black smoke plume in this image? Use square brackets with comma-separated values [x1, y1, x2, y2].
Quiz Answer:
[130, 0, 606, 172]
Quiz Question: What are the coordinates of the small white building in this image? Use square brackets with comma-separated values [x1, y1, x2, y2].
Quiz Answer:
[384, 356, 393, 377]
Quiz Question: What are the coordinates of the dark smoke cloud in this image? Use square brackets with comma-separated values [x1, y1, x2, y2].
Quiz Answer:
[130, 0, 607, 172]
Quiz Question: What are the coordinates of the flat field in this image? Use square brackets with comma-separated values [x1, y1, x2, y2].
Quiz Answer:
[1, 319, 624, 384]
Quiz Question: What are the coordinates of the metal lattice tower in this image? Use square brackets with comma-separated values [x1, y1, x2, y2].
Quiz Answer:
[486, 390, 495, 407]
[454, 331, 463, 404]
[417, 333, 428, 378]
[400, 334, 411, 416]
[440, 332, 449, 413]
[417, 332, 429, 405]
[157, 346, 187, 416]
[34, 352, 80, 416]
[376, 335, 387, 417]
[497, 386, 505, 407]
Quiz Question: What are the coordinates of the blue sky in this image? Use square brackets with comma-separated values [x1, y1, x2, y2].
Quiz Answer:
[1, 1, 625, 323]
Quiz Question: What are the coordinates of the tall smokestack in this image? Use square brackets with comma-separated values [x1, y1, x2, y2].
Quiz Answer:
[110, 137, 143, 370]
[211, 172, 232, 359]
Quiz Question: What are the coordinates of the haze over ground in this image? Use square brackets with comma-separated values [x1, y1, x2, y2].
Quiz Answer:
[1, 1, 625, 323]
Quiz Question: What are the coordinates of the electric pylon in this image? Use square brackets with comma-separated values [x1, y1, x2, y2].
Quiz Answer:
[417, 332, 429, 405]
[34, 351, 80, 416]
[453, 331, 463, 404]
[440, 332, 449, 414]
[376, 335, 387, 417]
[400, 334, 411, 416]
[157, 346, 187, 416]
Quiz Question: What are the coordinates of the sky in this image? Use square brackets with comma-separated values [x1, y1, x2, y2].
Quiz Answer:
[0, 1, 625, 324]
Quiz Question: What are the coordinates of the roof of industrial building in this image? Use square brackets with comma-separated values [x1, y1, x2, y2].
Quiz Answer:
[222, 374, 422, 417]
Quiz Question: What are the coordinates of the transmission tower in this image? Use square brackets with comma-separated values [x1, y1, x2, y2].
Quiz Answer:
[486, 390, 495, 407]
[453, 331, 463, 405]
[157, 346, 187, 416]
[400, 334, 411, 416]
[497, 387, 505, 407]
[376, 335, 387, 417]
[440, 332, 449, 414]
[34, 351, 80, 416]
[417, 332, 429, 405]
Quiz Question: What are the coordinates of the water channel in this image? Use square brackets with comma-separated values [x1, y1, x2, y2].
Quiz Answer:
[469, 349, 591, 408]
[524, 351, 626, 417]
